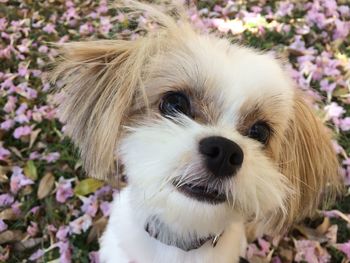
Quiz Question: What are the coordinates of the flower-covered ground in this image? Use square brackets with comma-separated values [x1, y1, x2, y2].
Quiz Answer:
[0, 0, 349, 262]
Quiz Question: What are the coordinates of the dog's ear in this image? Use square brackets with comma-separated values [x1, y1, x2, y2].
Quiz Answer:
[51, 39, 154, 182]
[50, 2, 192, 182]
[276, 91, 343, 230]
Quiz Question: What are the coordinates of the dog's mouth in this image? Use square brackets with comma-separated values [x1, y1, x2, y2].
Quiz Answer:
[172, 180, 226, 205]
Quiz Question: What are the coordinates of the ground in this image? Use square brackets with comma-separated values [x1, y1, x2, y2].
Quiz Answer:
[0, 0, 349, 262]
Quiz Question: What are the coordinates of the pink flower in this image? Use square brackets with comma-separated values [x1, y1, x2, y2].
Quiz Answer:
[11, 201, 21, 216]
[89, 251, 100, 263]
[294, 240, 330, 263]
[333, 19, 350, 40]
[38, 45, 48, 53]
[320, 79, 336, 95]
[29, 249, 44, 261]
[246, 238, 271, 259]
[43, 23, 56, 34]
[324, 102, 345, 119]
[57, 241, 72, 263]
[56, 177, 74, 203]
[276, 1, 294, 17]
[15, 103, 28, 115]
[338, 5, 350, 17]
[41, 152, 60, 163]
[18, 63, 29, 77]
[0, 194, 14, 207]
[10, 166, 34, 194]
[289, 36, 306, 52]
[97, 0, 108, 14]
[27, 221, 38, 237]
[13, 125, 32, 139]
[95, 185, 112, 198]
[79, 22, 94, 35]
[100, 201, 111, 217]
[4, 96, 17, 112]
[99, 17, 112, 35]
[211, 18, 245, 34]
[47, 224, 57, 233]
[340, 117, 350, 131]
[81, 195, 99, 217]
[29, 206, 40, 215]
[0, 18, 7, 31]
[0, 147, 10, 161]
[69, 214, 92, 234]
[0, 219, 8, 232]
[56, 226, 70, 241]
[1, 119, 15, 130]
[29, 151, 41, 160]
[336, 241, 350, 259]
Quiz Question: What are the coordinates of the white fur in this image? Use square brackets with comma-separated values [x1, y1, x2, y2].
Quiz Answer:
[99, 25, 295, 263]
[100, 188, 247, 263]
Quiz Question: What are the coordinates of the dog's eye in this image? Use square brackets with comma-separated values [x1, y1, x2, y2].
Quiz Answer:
[159, 92, 192, 117]
[248, 122, 270, 144]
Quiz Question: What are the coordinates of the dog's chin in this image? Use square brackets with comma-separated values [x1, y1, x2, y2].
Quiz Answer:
[172, 180, 227, 205]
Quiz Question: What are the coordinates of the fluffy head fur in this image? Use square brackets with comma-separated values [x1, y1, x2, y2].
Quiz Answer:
[51, 0, 342, 252]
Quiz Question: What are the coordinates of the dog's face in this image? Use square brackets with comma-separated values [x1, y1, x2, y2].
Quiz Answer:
[52, 3, 341, 236]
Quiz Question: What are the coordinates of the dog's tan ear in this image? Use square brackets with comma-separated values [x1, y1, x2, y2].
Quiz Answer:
[51, 39, 154, 182]
[277, 91, 343, 230]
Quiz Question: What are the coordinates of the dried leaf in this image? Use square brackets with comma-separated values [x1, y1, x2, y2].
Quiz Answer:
[316, 217, 331, 235]
[249, 256, 271, 263]
[279, 247, 294, 262]
[333, 88, 349, 98]
[37, 172, 55, 199]
[87, 217, 108, 243]
[74, 178, 105, 196]
[0, 230, 25, 244]
[29, 129, 41, 149]
[24, 160, 38, 181]
[326, 225, 338, 244]
[9, 147, 23, 159]
[0, 166, 9, 183]
[294, 224, 329, 243]
[0, 208, 19, 220]
[14, 238, 44, 251]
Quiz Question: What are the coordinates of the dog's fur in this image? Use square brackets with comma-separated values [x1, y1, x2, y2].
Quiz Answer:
[51, 2, 342, 262]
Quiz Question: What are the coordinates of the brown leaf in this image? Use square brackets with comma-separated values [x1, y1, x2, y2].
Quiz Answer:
[14, 237, 44, 251]
[0, 208, 19, 220]
[37, 172, 55, 199]
[294, 224, 328, 243]
[0, 230, 25, 244]
[0, 166, 9, 183]
[8, 147, 23, 159]
[316, 217, 331, 235]
[279, 247, 294, 262]
[87, 217, 108, 243]
[287, 47, 305, 57]
[326, 224, 338, 244]
[29, 129, 41, 149]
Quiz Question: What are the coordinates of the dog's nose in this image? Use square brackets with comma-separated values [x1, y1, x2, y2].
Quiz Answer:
[199, 136, 244, 178]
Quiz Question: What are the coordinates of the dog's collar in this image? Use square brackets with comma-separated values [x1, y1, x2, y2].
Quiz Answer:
[144, 219, 223, 251]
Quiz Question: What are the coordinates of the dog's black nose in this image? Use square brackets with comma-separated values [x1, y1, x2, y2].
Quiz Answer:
[199, 136, 243, 178]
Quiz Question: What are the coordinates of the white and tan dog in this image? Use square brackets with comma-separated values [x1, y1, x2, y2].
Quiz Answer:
[52, 2, 342, 262]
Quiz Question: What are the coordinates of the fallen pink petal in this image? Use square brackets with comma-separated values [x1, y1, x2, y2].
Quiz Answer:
[0, 0, 349, 262]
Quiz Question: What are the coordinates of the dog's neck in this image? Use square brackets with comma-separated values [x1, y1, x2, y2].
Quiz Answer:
[144, 215, 223, 251]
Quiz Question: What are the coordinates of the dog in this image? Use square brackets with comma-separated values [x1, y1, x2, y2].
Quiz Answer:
[51, 1, 342, 262]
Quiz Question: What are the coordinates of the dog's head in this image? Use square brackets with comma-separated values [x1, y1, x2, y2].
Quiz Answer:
[52, 2, 341, 236]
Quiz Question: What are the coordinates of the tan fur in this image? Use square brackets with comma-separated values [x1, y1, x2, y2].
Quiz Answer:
[270, 91, 343, 232]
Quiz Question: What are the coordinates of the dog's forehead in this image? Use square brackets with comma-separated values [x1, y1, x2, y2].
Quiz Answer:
[150, 35, 295, 125]
[186, 37, 293, 104]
